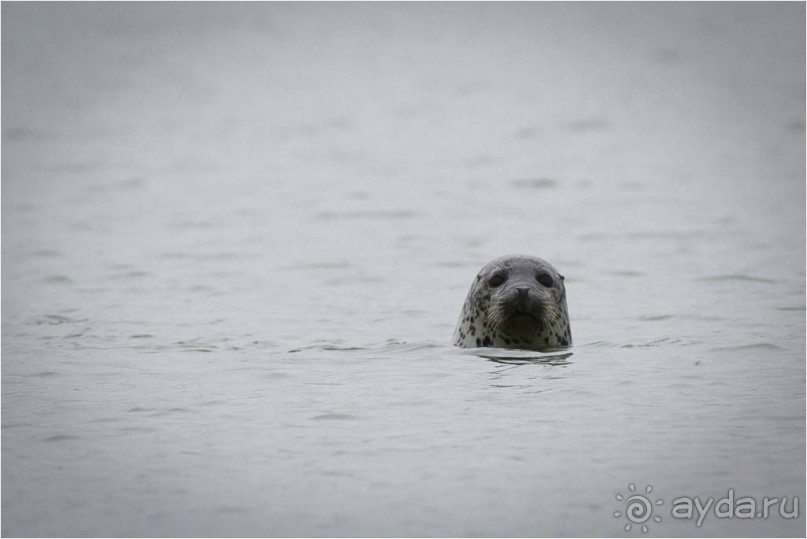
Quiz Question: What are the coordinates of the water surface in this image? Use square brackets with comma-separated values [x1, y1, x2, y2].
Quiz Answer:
[2, 3, 804, 537]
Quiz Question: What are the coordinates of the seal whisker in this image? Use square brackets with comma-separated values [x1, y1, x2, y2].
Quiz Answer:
[486, 307, 506, 331]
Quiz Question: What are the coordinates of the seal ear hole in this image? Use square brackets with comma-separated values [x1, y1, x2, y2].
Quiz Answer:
[488, 273, 507, 288]
[537, 273, 554, 287]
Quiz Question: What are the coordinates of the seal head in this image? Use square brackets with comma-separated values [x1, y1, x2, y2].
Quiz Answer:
[452, 255, 571, 351]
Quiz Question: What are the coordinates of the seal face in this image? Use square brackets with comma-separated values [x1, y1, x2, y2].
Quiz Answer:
[452, 255, 571, 351]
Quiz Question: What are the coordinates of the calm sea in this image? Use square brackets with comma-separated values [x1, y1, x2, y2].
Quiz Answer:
[3, 3, 804, 537]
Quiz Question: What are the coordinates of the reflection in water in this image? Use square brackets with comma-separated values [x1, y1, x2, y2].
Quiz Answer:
[478, 349, 574, 366]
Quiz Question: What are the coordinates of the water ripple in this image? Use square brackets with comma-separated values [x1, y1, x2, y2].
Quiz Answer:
[315, 210, 417, 220]
[710, 343, 783, 352]
[701, 274, 777, 284]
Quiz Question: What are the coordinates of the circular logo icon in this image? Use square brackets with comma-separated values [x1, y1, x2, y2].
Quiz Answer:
[624, 494, 653, 524]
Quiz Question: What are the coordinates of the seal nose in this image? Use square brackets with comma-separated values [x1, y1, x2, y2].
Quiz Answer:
[516, 287, 530, 298]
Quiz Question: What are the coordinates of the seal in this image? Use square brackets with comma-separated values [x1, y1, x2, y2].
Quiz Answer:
[452, 255, 571, 351]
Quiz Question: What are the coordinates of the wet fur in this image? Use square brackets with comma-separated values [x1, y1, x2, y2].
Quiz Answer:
[452, 255, 571, 351]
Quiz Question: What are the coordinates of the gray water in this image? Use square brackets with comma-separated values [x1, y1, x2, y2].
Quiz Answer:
[2, 3, 805, 537]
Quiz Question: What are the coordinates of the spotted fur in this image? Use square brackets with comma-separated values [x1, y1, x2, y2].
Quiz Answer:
[452, 255, 571, 351]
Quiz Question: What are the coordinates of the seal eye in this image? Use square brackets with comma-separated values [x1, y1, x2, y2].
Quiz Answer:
[537, 273, 553, 287]
[488, 274, 507, 288]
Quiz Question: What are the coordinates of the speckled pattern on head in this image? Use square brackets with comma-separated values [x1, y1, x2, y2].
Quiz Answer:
[452, 255, 571, 351]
